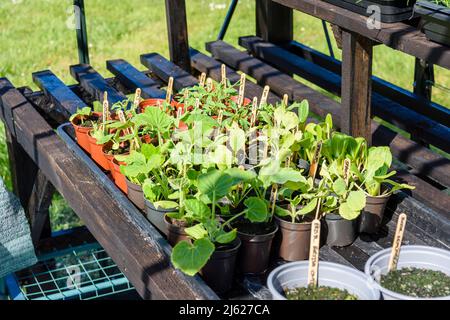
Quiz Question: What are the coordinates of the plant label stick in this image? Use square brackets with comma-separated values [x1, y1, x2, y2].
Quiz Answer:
[343, 158, 351, 185]
[309, 140, 323, 179]
[102, 99, 109, 134]
[221, 64, 227, 86]
[218, 109, 224, 125]
[388, 213, 407, 272]
[270, 184, 278, 216]
[283, 94, 289, 106]
[195, 98, 200, 110]
[166, 77, 174, 103]
[250, 97, 258, 127]
[260, 86, 270, 108]
[133, 88, 142, 108]
[199, 73, 206, 87]
[308, 219, 321, 287]
[206, 78, 213, 92]
[238, 73, 246, 106]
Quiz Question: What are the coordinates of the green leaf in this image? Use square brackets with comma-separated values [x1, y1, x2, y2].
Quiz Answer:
[154, 200, 179, 210]
[198, 169, 235, 201]
[228, 124, 246, 155]
[298, 198, 318, 215]
[244, 197, 269, 222]
[185, 224, 208, 240]
[215, 229, 237, 244]
[275, 206, 291, 217]
[333, 178, 347, 196]
[346, 190, 366, 211]
[171, 238, 215, 276]
[184, 199, 210, 221]
[339, 203, 359, 220]
[224, 167, 257, 184]
[297, 100, 309, 123]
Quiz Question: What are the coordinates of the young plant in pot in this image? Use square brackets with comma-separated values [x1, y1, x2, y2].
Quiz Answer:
[351, 146, 415, 234]
[319, 160, 367, 247]
[88, 122, 115, 171]
[69, 107, 101, 154]
[170, 169, 243, 294]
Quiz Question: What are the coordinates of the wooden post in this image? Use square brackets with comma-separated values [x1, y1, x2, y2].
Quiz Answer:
[165, 0, 191, 72]
[341, 30, 373, 144]
[28, 170, 55, 245]
[5, 129, 38, 210]
[256, 0, 293, 44]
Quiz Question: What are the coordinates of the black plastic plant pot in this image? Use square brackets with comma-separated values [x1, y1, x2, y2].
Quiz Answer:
[125, 179, 145, 211]
[200, 238, 241, 294]
[415, 0, 450, 46]
[322, 0, 416, 23]
[359, 193, 391, 234]
[323, 213, 358, 247]
[145, 199, 176, 236]
[233, 221, 279, 275]
[274, 216, 312, 262]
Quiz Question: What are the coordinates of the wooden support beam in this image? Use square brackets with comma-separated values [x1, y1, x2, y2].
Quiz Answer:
[28, 170, 54, 246]
[282, 40, 450, 127]
[141, 53, 198, 91]
[70, 64, 127, 104]
[256, 0, 293, 43]
[106, 59, 166, 99]
[33, 70, 86, 119]
[0, 77, 217, 300]
[341, 30, 373, 144]
[165, 0, 191, 72]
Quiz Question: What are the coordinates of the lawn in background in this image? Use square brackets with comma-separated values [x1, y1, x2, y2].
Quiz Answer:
[0, 0, 449, 229]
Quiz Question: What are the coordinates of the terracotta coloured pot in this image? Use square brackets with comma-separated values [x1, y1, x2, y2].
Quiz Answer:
[111, 158, 128, 193]
[230, 96, 252, 106]
[87, 131, 110, 171]
[70, 112, 101, 154]
[138, 98, 176, 113]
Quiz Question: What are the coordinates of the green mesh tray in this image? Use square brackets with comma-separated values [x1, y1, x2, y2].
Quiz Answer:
[5, 242, 135, 300]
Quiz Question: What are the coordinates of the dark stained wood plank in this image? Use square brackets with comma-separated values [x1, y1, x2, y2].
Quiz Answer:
[283, 39, 450, 128]
[141, 53, 198, 91]
[256, 0, 293, 44]
[70, 64, 127, 105]
[28, 169, 54, 245]
[190, 48, 280, 105]
[273, 0, 450, 69]
[165, 0, 191, 72]
[106, 59, 166, 99]
[0, 78, 218, 300]
[33, 70, 87, 119]
[341, 30, 373, 144]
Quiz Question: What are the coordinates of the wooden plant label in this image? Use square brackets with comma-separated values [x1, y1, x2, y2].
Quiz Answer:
[309, 140, 323, 179]
[259, 86, 270, 108]
[133, 88, 142, 107]
[117, 110, 129, 136]
[343, 158, 351, 184]
[238, 73, 246, 106]
[283, 94, 289, 106]
[103, 91, 108, 104]
[166, 77, 174, 103]
[195, 98, 200, 110]
[270, 184, 278, 216]
[250, 97, 258, 127]
[199, 73, 206, 87]
[388, 213, 407, 272]
[308, 219, 321, 287]
[221, 64, 227, 86]
[218, 109, 224, 125]
[206, 78, 213, 92]
[102, 99, 109, 133]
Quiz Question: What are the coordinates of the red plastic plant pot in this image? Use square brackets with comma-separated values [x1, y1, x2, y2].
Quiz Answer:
[70, 112, 101, 154]
[87, 131, 110, 171]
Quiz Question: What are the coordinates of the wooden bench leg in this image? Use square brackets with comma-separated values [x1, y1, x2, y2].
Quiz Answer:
[341, 30, 373, 144]
[28, 170, 54, 246]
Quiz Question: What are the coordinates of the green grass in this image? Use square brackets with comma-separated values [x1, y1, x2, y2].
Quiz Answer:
[0, 0, 449, 229]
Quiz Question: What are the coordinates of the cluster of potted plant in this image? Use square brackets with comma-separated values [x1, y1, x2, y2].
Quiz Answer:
[70, 73, 418, 295]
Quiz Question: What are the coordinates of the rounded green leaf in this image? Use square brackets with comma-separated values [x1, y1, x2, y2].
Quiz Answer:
[346, 190, 366, 211]
[244, 197, 269, 222]
[198, 169, 235, 201]
[215, 229, 237, 244]
[185, 224, 208, 240]
[338, 203, 359, 220]
[171, 238, 215, 276]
